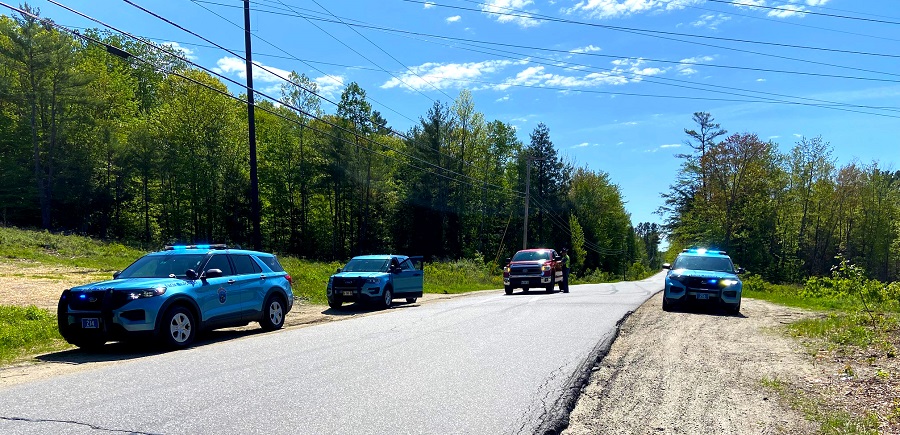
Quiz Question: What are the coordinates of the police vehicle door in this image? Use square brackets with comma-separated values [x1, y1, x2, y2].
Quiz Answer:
[228, 254, 264, 321]
[197, 254, 241, 325]
[396, 257, 424, 296]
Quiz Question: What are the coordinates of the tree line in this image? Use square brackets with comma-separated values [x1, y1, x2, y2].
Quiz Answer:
[661, 112, 899, 283]
[0, 9, 661, 275]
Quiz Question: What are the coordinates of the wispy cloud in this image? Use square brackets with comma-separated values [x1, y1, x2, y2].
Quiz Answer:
[481, 0, 541, 27]
[423, 1, 435, 8]
[381, 59, 528, 91]
[691, 12, 731, 29]
[756, 78, 767, 82]
[767, 3, 807, 18]
[496, 94, 511, 102]
[446, 15, 461, 23]
[565, 0, 703, 20]
[161, 42, 196, 60]
[573, 142, 591, 148]
[675, 55, 714, 76]
[314, 75, 345, 99]
[570, 44, 601, 54]
[214, 56, 292, 83]
[660, 143, 681, 148]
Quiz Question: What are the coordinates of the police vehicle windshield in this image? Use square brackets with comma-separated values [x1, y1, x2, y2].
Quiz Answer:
[672, 255, 735, 273]
[118, 254, 206, 279]
[343, 258, 390, 272]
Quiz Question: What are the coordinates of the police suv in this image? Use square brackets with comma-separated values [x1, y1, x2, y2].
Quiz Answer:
[662, 248, 744, 313]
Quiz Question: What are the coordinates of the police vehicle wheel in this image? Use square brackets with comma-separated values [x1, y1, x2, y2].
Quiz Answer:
[328, 298, 342, 309]
[728, 301, 741, 315]
[662, 297, 674, 312]
[260, 295, 285, 331]
[504, 286, 513, 295]
[381, 287, 393, 309]
[406, 297, 417, 304]
[160, 306, 196, 349]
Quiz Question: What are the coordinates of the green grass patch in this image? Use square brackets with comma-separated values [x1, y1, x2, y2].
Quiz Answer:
[0, 226, 145, 271]
[760, 376, 881, 435]
[0, 305, 70, 364]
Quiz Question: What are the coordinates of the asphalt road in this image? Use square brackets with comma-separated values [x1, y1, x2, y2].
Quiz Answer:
[0, 274, 661, 435]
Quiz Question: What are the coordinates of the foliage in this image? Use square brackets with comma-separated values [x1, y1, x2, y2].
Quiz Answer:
[0, 305, 68, 364]
[0, 226, 144, 270]
[0, 14, 661, 277]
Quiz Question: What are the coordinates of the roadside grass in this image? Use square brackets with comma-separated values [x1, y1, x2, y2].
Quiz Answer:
[0, 227, 144, 271]
[760, 376, 881, 435]
[0, 305, 69, 365]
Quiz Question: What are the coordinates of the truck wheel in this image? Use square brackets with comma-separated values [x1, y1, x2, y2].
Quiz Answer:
[381, 287, 393, 309]
[504, 286, 513, 295]
[328, 297, 342, 309]
[406, 297, 418, 304]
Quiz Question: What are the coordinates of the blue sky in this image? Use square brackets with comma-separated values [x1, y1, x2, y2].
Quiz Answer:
[13, 0, 900, 232]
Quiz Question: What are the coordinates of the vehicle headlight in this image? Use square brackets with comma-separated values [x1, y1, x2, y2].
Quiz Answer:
[720, 279, 740, 287]
[365, 278, 380, 284]
[503, 266, 510, 273]
[541, 265, 551, 272]
[668, 274, 684, 283]
[129, 287, 166, 300]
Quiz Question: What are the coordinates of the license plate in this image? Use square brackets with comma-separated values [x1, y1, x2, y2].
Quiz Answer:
[521, 280, 529, 285]
[81, 318, 99, 329]
[342, 291, 354, 297]
[696, 293, 709, 300]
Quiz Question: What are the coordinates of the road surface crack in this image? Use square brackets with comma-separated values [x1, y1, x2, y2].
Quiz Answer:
[0, 415, 162, 434]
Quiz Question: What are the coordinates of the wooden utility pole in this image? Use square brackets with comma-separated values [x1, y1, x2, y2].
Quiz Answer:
[244, 0, 261, 250]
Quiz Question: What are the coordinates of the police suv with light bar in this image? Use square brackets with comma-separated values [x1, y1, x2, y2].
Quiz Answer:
[57, 244, 294, 349]
[662, 248, 744, 313]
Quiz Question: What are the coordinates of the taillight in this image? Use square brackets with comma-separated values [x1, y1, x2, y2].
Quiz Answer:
[285, 274, 293, 285]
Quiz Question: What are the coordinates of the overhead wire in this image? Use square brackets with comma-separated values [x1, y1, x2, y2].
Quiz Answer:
[705, 0, 900, 25]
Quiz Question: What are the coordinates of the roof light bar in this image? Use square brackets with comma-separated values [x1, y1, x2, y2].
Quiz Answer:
[164, 244, 228, 251]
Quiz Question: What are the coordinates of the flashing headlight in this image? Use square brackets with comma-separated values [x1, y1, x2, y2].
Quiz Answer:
[720, 279, 740, 287]
[365, 277, 380, 284]
[503, 266, 510, 273]
[541, 265, 552, 272]
[129, 287, 167, 300]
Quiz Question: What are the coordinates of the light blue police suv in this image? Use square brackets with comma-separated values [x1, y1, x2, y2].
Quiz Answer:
[57, 244, 294, 350]
[662, 248, 744, 314]
[327, 255, 424, 309]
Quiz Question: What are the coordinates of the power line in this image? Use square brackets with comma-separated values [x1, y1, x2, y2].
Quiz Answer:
[705, 0, 900, 25]
[410, 0, 900, 59]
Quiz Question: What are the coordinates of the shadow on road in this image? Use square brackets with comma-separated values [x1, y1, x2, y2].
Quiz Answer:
[505, 289, 564, 296]
[321, 300, 418, 316]
[665, 303, 748, 318]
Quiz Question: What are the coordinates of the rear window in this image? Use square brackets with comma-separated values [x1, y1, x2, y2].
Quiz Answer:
[258, 255, 285, 272]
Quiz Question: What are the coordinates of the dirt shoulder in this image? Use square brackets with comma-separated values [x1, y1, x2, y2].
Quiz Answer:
[563, 292, 899, 434]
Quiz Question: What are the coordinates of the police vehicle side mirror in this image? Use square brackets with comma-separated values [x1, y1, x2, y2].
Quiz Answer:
[204, 269, 223, 279]
[392, 266, 402, 274]
[113, 271, 121, 279]
[553, 256, 561, 262]
[185, 269, 198, 280]
[336, 268, 342, 274]
[736, 267, 745, 274]
[662, 263, 671, 270]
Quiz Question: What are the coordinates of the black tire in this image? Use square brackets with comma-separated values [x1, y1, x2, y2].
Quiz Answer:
[545, 284, 554, 293]
[328, 296, 343, 309]
[159, 306, 196, 349]
[406, 297, 418, 303]
[662, 297, 674, 312]
[522, 287, 530, 293]
[381, 286, 393, 309]
[728, 301, 741, 315]
[504, 286, 513, 295]
[260, 294, 286, 331]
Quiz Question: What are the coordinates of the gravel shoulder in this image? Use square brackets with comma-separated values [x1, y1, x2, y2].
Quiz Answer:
[564, 292, 820, 435]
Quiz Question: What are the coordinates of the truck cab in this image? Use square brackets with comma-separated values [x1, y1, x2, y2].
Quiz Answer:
[503, 249, 563, 295]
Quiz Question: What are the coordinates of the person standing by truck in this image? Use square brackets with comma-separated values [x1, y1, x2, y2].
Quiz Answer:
[560, 248, 570, 293]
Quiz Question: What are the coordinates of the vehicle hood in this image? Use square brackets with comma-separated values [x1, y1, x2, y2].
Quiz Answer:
[331, 272, 389, 280]
[70, 278, 193, 292]
[668, 269, 738, 280]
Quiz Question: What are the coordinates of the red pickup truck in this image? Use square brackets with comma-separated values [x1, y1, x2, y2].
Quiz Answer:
[502, 248, 564, 295]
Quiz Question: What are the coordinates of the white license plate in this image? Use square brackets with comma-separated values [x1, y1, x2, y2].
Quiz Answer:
[342, 291, 354, 297]
[696, 293, 710, 300]
[81, 318, 99, 329]
[520, 280, 529, 285]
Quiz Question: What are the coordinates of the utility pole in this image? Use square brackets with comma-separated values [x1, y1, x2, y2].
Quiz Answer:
[523, 155, 546, 249]
[244, 0, 261, 250]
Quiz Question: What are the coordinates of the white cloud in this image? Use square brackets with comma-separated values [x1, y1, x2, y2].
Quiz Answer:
[767, 3, 807, 18]
[570, 44, 601, 54]
[496, 94, 511, 102]
[660, 143, 681, 148]
[481, 0, 542, 27]
[768, 135, 780, 139]
[691, 12, 731, 29]
[381, 59, 528, 91]
[446, 15, 461, 23]
[214, 57, 294, 84]
[675, 55, 714, 76]
[314, 75, 345, 98]
[161, 42, 196, 61]
[565, 0, 703, 20]
[805, 0, 830, 5]
[573, 142, 591, 148]
[756, 78, 767, 82]
[424, 1, 435, 8]
[730, 0, 767, 10]
[793, 133, 803, 138]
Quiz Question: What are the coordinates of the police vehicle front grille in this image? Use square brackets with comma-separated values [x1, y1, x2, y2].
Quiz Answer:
[333, 278, 363, 291]
[684, 277, 720, 290]
[68, 291, 107, 311]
